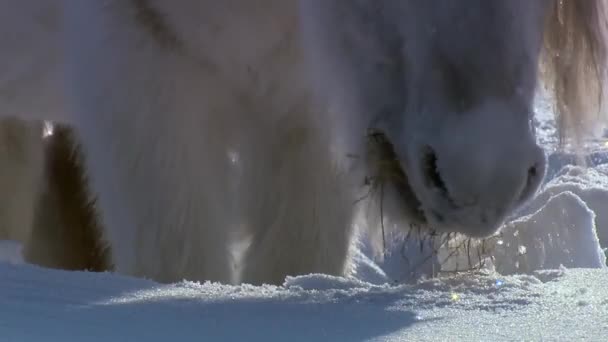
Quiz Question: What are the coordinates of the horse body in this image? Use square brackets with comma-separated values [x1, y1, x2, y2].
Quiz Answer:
[0, 0, 606, 284]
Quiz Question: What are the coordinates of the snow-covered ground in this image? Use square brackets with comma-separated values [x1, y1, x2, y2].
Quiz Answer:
[0, 262, 607, 341]
[1, 94, 608, 341]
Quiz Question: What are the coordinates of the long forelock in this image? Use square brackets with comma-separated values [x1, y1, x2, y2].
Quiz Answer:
[541, 0, 608, 148]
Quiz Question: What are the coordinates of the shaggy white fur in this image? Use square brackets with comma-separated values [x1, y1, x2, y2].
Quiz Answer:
[0, 0, 66, 123]
[0, 0, 558, 285]
[61, 0, 365, 285]
[0, 118, 43, 244]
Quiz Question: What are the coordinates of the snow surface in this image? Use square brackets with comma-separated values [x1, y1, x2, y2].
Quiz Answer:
[1, 95, 608, 341]
[0, 261, 607, 341]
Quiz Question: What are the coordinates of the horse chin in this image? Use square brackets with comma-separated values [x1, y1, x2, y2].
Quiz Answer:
[390, 170, 504, 238]
[425, 212, 504, 238]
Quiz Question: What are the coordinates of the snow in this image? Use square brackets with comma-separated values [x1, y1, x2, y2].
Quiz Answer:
[1, 95, 608, 340]
[0, 262, 607, 341]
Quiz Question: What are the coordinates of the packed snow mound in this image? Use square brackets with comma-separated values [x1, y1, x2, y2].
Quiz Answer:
[495, 190, 605, 274]
[493, 165, 608, 274]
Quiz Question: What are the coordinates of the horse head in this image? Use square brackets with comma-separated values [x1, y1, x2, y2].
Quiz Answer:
[300, 0, 607, 237]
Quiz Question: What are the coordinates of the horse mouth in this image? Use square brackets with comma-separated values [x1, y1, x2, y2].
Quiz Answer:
[367, 131, 535, 238]
[367, 131, 428, 226]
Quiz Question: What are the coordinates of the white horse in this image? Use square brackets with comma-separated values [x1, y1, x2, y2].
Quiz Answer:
[0, 0, 606, 285]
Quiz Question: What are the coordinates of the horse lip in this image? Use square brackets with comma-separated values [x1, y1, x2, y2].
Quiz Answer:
[424, 203, 507, 237]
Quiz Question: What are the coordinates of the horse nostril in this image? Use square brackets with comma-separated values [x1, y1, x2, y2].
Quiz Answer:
[518, 162, 543, 204]
[422, 146, 449, 196]
[528, 165, 537, 179]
